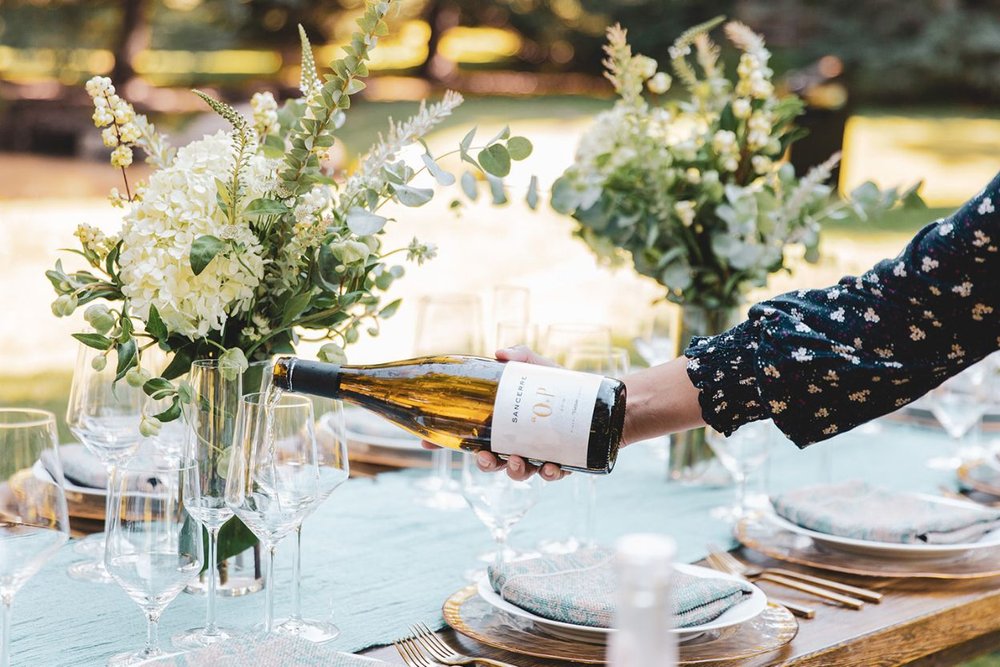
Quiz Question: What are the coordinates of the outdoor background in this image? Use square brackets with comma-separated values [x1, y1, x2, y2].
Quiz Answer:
[2, 5, 1000, 436]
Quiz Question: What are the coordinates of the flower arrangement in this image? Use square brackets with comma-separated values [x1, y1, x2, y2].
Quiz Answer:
[48, 0, 533, 432]
[551, 18, 923, 310]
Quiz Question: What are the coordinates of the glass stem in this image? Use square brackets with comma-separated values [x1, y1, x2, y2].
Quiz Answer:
[103, 463, 117, 536]
[434, 449, 452, 486]
[205, 526, 220, 634]
[492, 528, 510, 573]
[1, 597, 12, 667]
[144, 610, 161, 655]
[264, 544, 277, 634]
[735, 472, 748, 516]
[291, 525, 303, 622]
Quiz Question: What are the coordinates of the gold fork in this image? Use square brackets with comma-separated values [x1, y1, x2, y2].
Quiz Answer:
[710, 547, 882, 603]
[706, 550, 864, 609]
[409, 622, 519, 667]
[704, 554, 816, 619]
[393, 636, 439, 667]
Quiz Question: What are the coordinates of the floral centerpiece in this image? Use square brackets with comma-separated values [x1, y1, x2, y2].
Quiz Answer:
[48, 0, 532, 554]
[551, 18, 922, 477]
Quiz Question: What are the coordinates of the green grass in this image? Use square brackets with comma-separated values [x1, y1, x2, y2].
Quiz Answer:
[1, 371, 73, 442]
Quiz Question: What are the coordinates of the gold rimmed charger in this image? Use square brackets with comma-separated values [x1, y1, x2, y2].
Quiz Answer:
[442, 585, 798, 665]
[736, 515, 1000, 579]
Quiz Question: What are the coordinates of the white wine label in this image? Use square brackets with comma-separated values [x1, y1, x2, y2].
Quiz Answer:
[491, 361, 603, 468]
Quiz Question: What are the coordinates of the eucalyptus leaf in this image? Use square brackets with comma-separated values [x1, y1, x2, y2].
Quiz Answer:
[391, 183, 434, 207]
[346, 207, 388, 235]
[460, 171, 479, 201]
[146, 304, 168, 341]
[244, 198, 290, 219]
[420, 153, 456, 186]
[526, 175, 539, 210]
[507, 136, 533, 161]
[72, 333, 112, 351]
[459, 127, 477, 156]
[478, 145, 511, 178]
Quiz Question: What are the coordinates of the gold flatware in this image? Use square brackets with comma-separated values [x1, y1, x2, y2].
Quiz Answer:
[707, 550, 864, 610]
[393, 636, 440, 667]
[409, 622, 519, 667]
[703, 555, 816, 619]
[710, 546, 883, 603]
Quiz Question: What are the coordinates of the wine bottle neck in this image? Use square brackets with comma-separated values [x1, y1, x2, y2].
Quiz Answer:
[277, 358, 343, 399]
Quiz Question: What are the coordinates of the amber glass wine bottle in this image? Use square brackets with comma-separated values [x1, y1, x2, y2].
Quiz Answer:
[272, 355, 626, 474]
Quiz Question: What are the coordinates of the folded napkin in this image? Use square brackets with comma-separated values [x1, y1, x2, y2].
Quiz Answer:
[487, 547, 752, 629]
[41, 444, 182, 493]
[771, 480, 1000, 545]
[137, 635, 390, 667]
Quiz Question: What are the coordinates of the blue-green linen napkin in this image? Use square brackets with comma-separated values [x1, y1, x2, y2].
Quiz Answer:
[137, 636, 390, 666]
[487, 547, 752, 629]
[772, 480, 1000, 544]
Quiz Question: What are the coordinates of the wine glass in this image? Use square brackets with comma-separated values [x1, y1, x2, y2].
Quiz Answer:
[172, 359, 241, 649]
[412, 294, 485, 510]
[275, 398, 350, 642]
[705, 421, 775, 522]
[0, 409, 70, 667]
[564, 347, 630, 549]
[496, 321, 537, 351]
[65, 340, 144, 583]
[543, 323, 611, 365]
[926, 364, 993, 470]
[227, 392, 322, 634]
[104, 454, 204, 665]
[460, 454, 541, 578]
[491, 285, 530, 348]
[633, 303, 677, 367]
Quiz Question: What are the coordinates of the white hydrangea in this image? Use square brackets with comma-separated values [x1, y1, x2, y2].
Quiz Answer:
[118, 131, 274, 339]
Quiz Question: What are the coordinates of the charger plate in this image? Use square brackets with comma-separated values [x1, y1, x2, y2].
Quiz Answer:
[737, 515, 1000, 579]
[442, 585, 797, 665]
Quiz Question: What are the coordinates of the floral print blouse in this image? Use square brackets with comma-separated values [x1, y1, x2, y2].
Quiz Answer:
[685, 172, 1000, 447]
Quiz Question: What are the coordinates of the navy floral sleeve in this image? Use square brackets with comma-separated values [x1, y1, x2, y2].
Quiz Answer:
[685, 172, 1000, 447]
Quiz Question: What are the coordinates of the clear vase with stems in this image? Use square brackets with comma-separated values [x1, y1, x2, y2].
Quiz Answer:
[668, 304, 741, 484]
[172, 359, 241, 649]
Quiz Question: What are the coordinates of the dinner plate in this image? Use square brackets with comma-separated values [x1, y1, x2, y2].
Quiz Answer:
[32, 457, 105, 498]
[341, 406, 423, 450]
[474, 562, 767, 644]
[763, 497, 1000, 560]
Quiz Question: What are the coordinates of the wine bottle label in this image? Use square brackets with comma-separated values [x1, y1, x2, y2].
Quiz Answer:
[491, 361, 603, 467]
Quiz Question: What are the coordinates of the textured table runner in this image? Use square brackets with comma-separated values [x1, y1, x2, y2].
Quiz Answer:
[9, 420, 961, 665]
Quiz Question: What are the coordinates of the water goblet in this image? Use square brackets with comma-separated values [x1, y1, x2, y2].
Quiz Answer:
[927, 364, 993, 470]
[171, 359, 241, 649]
[65, 341, 144, 583]
[227, 392, 322, 635]
[705, 421, 775, 522]
[412, 294, 485, 510]
[461, 454, 541, 579]
[0, 409, 71, 667]
[104, 455, 203, 666]
[275, 399, 350, 643]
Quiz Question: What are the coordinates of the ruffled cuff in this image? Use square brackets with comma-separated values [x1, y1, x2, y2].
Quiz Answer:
[683, 319, 767, 435]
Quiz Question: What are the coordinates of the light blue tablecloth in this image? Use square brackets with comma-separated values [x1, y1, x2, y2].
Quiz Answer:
[8, 420, 961, 666]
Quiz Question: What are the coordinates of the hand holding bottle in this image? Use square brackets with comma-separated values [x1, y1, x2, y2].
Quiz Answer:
[420, 345, 573, 483]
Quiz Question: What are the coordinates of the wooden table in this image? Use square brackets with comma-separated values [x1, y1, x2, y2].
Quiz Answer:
[362, 552, 1000, 666]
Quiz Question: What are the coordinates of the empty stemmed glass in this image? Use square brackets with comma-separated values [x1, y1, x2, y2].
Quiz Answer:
[412, 294, 485, 510]
[461, 454, 541, 578]
[274, 398, 350, 642]
[564, 347, 630, 549]
[705, 421, 775, 522]
[172, 359, 241, 649]
[927, 364, 994, 470]
[0, 409, 71, 667]
[104, 455, 203, 666]
[66, 340, 144, 583]
[227, 393, 322, 634]
[633, 304, 676, 367]
[543, 323, 611, 366]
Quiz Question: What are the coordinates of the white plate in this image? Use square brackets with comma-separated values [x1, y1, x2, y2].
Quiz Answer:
[340, 407, 423, 451]
[764, 496, 1000, 560]
[33, 453, 106, 498]
[475, 562, 766, 643]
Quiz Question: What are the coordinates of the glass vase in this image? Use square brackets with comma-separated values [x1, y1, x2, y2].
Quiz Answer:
[668, 304, 741, 484]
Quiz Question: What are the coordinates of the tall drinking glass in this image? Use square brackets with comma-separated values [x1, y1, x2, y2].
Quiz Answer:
[227, 393, 321, 635]
[927, 364, 993, 470]
[633, 303, 677, 367]
[0, 410, 70, 667]
[413, 294, 485, 510]
[172, 359, 241, 648]
[461, 454, 541, 577]
[66, 341, 144, 582]
[705, 421, 775, 522]
[105, 456, 203, 665]
[543, 323, 611, 365]
[491, 285, 530, 348]
[564, 347, 630, 548]
[275, 399, 350, 642]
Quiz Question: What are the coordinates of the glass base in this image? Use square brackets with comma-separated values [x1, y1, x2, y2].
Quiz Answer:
[670, 456, 734, 488]
[66, 559, 114, 584]
[274, 617, 341, 643]
[73, 532, 105, 557]
[414, 475, 466, 510]
[171, 626, 236, 650]
[107, 647, 165, 666]
[709, 503, 750, 524]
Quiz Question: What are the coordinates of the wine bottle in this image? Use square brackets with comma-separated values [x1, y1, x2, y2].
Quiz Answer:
[272, 355, 625, 474]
